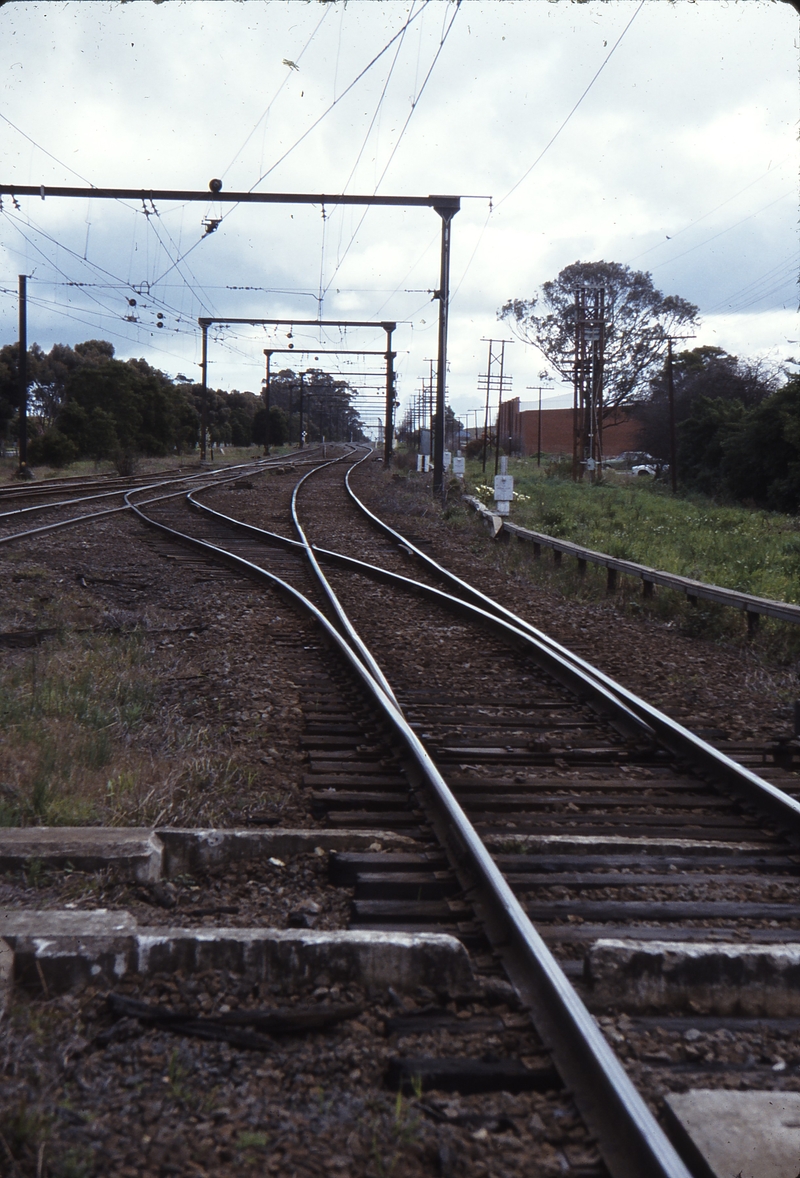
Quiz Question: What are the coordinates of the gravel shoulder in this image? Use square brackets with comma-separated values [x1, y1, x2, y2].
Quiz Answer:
[353, 461, 796, 745]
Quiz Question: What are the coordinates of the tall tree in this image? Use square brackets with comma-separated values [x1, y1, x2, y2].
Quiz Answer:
[499, 260, 699, 410]
[635, 346, 778, 459]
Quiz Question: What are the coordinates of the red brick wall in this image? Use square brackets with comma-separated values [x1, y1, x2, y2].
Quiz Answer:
[498, 401, 643, 458]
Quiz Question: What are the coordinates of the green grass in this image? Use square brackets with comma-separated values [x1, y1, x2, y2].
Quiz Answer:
[0, 444, 290, 484]
[467, 456, 800, 605]
[0, 631, 158, 827]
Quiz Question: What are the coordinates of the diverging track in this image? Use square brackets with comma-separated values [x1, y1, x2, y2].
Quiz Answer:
[122, 444, 797, 1178]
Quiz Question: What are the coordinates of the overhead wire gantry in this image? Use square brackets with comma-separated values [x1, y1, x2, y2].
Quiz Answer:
[1, 182, 461, 492]
[197, 317, 397, 462]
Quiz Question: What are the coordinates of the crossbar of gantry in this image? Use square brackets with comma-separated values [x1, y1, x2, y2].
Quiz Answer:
[196, 315, 397, 461]
[259, 346, 395, 451]
[3, 184, 459, 491]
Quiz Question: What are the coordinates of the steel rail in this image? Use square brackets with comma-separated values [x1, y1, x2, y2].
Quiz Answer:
[0, 452, 324, 546]
[344, 454, 800, 838]
[0, 503, 132, 544]
[186, 482, 652, 740]
[289, 453, 402, 709]
[0, 465, 252, 523]
[128, 477, 692, 1178]
[0, 461, 269, 546]
[187, 463, 800, 837]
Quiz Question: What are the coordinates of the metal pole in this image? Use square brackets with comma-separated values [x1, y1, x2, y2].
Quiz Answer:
[296, 372, 303, 445]
[494, 342, 506, 477]
[200, 321, 208, 462]
[668, 338, 677, 494]
[384, 325, 395, 466]
[263, 350, 272, 455]
[481, 355, 491, 476]
[538, 386, 543, 468]
[433, 206, 456, 497]
[596, 288, 605, 479]
[572, 289, 581, 482]
[299, 372, 305, 448]
[18, 275, 27, 470]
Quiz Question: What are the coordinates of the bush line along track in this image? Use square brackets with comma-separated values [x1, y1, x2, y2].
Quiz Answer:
[6, 447, 800, 1177]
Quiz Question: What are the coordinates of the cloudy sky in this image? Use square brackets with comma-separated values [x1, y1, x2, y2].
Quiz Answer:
[1, 0, 798, 433]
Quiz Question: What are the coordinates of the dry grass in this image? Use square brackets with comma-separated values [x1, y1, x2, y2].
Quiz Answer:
[0, 625, 262, 829]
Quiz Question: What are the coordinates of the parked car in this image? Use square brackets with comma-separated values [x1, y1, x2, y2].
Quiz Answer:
[605, 451, 658, 469]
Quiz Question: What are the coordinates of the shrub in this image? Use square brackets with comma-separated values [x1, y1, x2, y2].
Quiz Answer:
[28, 429, 78, 468]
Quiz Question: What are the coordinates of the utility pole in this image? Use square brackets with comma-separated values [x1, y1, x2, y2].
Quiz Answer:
[298, 371, 305, 449]
[262, 350, 272, 454]
[526, 382, 554, 467]
[432, 202, 458, 499]
[478, 339, 512, 474]
[18, 275, 27, 471]
[494, 342, 509, 477]
[572, 287, 605, 483]
[200, 320, 209, 462]
[384, 325, 396, 465]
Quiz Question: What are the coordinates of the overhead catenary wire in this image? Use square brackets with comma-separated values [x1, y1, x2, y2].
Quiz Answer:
[493, 0, 646, 213]
[323, 0, 461, 304]
[645, 189, 795, 274]
[2, 206, 204, 334]
[626, 150, 797, 267]
[702, 251, 800, 315]
[220, 2, 333, 183]
[448, 0, 645, 309]
[144, 2, 434, 291]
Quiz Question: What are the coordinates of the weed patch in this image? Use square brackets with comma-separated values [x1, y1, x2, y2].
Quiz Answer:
[465, 456, 800, 662]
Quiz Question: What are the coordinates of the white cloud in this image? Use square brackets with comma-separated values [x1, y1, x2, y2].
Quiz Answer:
[0, 0, 796, 430]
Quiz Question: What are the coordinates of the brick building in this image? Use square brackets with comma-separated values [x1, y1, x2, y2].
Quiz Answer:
[496, 397, 644, 459]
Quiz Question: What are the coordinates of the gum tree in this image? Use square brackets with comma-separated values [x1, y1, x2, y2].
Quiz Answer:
[499, 260, 699, 411]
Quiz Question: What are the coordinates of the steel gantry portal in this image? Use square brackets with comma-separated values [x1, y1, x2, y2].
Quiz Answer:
[1, 183, 460, 491]
[197, 318, 397, 461]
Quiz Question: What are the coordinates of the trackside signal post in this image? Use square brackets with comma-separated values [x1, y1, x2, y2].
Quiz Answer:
[0, 183, 461, 487]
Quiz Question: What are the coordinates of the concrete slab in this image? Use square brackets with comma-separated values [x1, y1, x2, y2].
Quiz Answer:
[0, 827, 415, 884]
[156, 828, 417, 877]
[1, 908, 137, 941]
[135, 928, 475, 996]
[484, 834, 767, 857]
[2, 909, 139, 995]
[3, 910, 475, 998]
[0, 827, 163, 882]
[664, 1089, 800, 1178]
[588, 939, 800, 1016]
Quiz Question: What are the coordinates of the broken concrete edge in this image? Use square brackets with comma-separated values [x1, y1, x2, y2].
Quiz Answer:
[661, 1094, 731, 1178]
[0, 828, 164, 883]
[587, 939, 800, 1017]
[0, 827, 416, 883]
[0, 927, 477, 1003]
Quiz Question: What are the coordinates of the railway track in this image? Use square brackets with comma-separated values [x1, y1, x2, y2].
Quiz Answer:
[193, 447, 800, 1174]
[0, 452, 327, 547]
[3, 445, 799, 1177]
